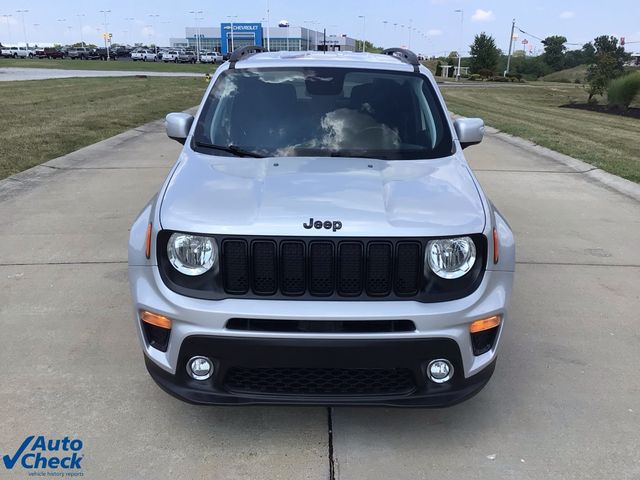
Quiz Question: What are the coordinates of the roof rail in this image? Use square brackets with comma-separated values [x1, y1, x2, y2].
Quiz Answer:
[381, 48, 420, 72]
[229, 45, 268, 68]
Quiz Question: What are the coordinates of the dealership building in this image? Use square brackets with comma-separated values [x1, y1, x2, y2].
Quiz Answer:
[170, 22, 356, 54]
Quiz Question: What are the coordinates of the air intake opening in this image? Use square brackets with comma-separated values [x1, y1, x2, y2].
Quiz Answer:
[226, 318, 416, 333]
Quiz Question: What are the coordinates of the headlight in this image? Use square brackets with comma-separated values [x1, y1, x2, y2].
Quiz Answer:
[167, 233, 218, 276]
[426, 236, 476, 280]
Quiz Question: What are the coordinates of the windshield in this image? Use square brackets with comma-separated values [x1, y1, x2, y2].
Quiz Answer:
[193, 67, 453, 160]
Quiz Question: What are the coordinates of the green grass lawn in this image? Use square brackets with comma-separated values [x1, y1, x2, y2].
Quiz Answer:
[442, 83, 640, 183]
[540, 65, 588, 83]
[0, 57, 218, 74]
[0, 76, 207, 179]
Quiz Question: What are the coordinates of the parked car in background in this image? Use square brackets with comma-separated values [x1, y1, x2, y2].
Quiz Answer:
[200, 51, 223, 64]
[111, 46, 132, 58]
[67, 47, 93, 60]
[131, 49, 157, 62]
[161, 50, 179, 62]
[4, 46, 35, 58]
[93, 48, 117, 60]
[0, 46, 12, 58]
[161, 50, 196, 63]
[34, 47, 65, 59]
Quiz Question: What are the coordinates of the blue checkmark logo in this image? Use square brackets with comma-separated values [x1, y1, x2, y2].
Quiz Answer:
[2, 436, 34, 469]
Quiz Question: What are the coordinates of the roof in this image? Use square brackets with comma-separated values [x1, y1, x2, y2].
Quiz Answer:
[234, 51, 417, 72]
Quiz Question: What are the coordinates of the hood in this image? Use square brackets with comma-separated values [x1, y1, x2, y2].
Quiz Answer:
[160, 152, 486, 237]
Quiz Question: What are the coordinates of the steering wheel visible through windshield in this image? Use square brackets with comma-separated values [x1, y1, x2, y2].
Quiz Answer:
[193, 67, 453, 160]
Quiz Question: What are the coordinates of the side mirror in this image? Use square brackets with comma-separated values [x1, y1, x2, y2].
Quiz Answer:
[165, 112, 194, 145]
[453, 118, 485, 149]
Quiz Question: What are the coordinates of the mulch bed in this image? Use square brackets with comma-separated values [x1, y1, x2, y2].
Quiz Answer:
[560, 103, 640, 119]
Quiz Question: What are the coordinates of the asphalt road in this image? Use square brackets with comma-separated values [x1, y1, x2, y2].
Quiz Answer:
[0, 120, 638, 479]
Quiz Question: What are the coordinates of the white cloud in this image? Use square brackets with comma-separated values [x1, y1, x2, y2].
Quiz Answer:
[471, 9, 495, 22]
[427, 29, 443, 36]
[559, 11, 575, 19]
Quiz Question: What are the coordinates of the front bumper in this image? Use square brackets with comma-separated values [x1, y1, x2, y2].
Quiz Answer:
[144, 336, 496, 406]
[130, 264, 512, 406]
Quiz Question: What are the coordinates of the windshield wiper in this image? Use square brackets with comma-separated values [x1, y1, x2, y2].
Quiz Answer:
[194, 141, 264, 158]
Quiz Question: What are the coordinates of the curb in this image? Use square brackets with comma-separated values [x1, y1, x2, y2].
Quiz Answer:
[0, 107, 198, 203]
[450, 112, 640, 203]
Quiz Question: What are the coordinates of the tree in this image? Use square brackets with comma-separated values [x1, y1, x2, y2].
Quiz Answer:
[354, 40, 383, 53]
[581, 42, 596, 64]
[541, 35, 567, 71]
[585, 35, 630, 101]
[469, 33, 499, 74]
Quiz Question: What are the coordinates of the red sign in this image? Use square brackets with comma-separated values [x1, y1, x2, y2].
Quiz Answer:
[620, 37, 625, 45]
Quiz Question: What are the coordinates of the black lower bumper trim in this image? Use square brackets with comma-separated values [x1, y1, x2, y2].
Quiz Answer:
[144, 336, 496, 407]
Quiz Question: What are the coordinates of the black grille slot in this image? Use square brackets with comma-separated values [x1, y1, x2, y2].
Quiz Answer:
[252, 241, 277, 295]
[224, 367, 416, 396]
[226, 318, 416, 333]
[222, 240, 249, 294]
[366, 243, 393, 296]
[280, 241, 306, 295]
[395, 242, 422, 296]
[309, 242, 335, 295]
[338, 242, 363, 296]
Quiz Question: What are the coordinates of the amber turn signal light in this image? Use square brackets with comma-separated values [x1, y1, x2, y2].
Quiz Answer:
[145, 223, 152, 259]
[469, 315, 502, 334]
[493, 228, 499, 264]
[140, 310, 172, 330]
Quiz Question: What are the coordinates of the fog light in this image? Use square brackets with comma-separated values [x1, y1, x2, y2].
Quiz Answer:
[187, 356, 213, 381]
[427, 359, 453, 383]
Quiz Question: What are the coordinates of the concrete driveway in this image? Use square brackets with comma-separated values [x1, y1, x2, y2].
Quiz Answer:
[0, 121, 638, 479]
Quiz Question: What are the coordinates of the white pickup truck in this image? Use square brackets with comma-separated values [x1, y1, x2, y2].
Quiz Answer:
[131, 49, 157, 62]
[1, 46, 35, 58]
[200, 51, 223, 64]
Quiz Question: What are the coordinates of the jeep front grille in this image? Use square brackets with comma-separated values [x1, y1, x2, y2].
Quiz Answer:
[157, 232, 487, 302]
[221, 238, 422, 298]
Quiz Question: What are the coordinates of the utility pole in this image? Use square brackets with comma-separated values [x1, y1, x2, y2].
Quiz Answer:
[227, 15, 237, 52]
[190, 11, 203, 61]
[505, 18, 516, 77]
[148, 14, 159, 54]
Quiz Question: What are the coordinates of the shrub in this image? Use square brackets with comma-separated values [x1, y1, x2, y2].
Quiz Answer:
[468, 74, 481, 81]
[607, 72, 640, 109]
[489, 76, 510, 82]
[478, 68, 494, 79]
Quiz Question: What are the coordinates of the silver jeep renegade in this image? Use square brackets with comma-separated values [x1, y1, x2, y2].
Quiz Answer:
[128, 47, 515, 407]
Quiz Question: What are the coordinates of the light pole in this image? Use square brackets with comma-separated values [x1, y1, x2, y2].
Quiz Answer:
[227, 15, 238, 53]
[124, 18, 134, 46]
[358, 15, 365, 52]
[454, 9, 463, 81]
[265, 0, 271, 51]
[99, 10, 111, 59]
[189, 10, 203, 60]
[56, 18, 66, 45]
[148, 14, 159, 54]
[408, 19, 412, 49]
[76, 14, 85, 47]
[16, 9, 28, 48]
[1, 15, 12, 45]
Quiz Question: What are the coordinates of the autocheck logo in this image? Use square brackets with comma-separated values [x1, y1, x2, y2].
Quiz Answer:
[2, 436, 84, 473]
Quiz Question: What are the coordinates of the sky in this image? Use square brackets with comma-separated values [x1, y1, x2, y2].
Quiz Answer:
[1, 0, 639, 56]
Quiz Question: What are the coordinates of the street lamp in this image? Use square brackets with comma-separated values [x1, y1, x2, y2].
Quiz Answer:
[76, 14, 85, 47]
[454, 9, 463, 81]
[124, 18, 134, 46]
[189, 10, 203, 61]
[148, 14, 160, 54]
[56, 18, 66, 44]
[99, 10, 111, 59]
[227, 15, 238, 53]
[358, 15, 365, 52]
[1, 15, 13, 45]
[265, 0, 271, 51]
[16, 9, 28, 48]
